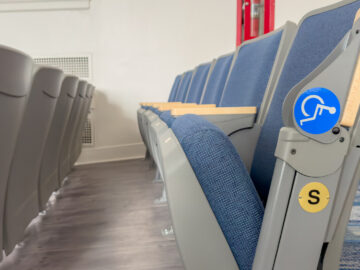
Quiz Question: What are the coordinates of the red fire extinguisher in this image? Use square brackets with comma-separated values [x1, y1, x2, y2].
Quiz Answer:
[244, 0, 261, 41]
[237, 0, 275, 46]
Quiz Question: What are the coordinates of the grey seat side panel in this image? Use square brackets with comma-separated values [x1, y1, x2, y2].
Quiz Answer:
[143, 111, 159, 157]
[0, 47, 33, 261]
[39, 77, 78, 210]
[63, 96, 85, 175]
[68, 96, 87, 165]
[58, 90, 81, 183]
[158, 129, 239, 270]
[75, 87, 95, 161]
[70, 95, 90, 165]
[59, 82, 86, 183]
[73, 92, 94, 163]
[4, 68, 63, 253]
[137, 108, 147, 145]
[0, 95, 29, 259]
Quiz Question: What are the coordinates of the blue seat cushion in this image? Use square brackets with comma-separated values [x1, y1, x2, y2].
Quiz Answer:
[160, 111, 176, 127]
[148, 107, 161, 115]
[172, 114, 264, 269]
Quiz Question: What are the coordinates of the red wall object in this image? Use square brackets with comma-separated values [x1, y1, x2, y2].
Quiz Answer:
[236, 0, 243, 46]
[243, 0, 252, 41]
[237, 0, 276, 45]
[264, 0, 275, 34]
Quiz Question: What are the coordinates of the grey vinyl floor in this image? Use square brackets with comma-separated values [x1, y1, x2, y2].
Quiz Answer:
[0, 159, 185, 270]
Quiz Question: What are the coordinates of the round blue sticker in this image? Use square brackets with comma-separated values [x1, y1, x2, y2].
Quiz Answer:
[294, 87, 340, 134]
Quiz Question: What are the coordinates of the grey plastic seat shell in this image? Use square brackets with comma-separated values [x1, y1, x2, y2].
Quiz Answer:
[0, 46, 33, 261]
[70, 84, 94, 167]
[74, 85, 94, 162]
[72, 85, 94, 164]
[65, 82, 88, 170]
[69, 84, 91, 166]
[38, 76, 79, 210]
[59, 80, 88, 183]
[4, 66, 64, 254]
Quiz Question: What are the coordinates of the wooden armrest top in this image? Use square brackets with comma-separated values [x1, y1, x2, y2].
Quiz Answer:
[340, 9, 360, 127]
[355, 9, 360, 23]
[157, 103, 216, 111]
[341, 53, 360, 127]
[171, 106, 257, 116]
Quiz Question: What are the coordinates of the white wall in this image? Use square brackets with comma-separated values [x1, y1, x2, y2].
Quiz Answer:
[275, 0, 340, 27]
[0, 0, 236, 164]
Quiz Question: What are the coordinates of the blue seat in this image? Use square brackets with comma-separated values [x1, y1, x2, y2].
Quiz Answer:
[141, 74, 183, 111]
[169, 1, 360, 268]
[174, 70, 194, 102]
[158, 63, 213, 125]
[201, 53, 234, 106]
[167, 27, 285, 268]
[172, 114, 264, 269]
[163, 28, 284, 128]
[219, 30, 283, 109]
[168, 74, 183, 102]
[185, 63, 212, 104]
[146, 70, 194, 116]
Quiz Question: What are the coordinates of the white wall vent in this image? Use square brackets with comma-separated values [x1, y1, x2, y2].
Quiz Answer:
[81, 116, 94, 146]
[34, 56, 91, 79]
[34, 55, 95, 147]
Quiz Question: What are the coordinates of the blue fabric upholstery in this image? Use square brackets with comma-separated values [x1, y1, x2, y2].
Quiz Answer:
[149, 107, 161, 115]
[201, 53, 234, 105]
[251, 1, 360, 202]
[185, 63, 211, 103]
[219, 30, 283, 109]
[168, 75, 182, 102]
[175, 70, 193, 102]
[340, 182, 360, 269]
[160, 111, 176, 127]
[172, 114, 264, 269]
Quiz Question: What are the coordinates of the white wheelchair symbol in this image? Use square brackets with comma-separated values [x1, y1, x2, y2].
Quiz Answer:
[300, 95, 337, 126]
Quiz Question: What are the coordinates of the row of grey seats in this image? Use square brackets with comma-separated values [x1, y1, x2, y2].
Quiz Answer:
[0, 45, 95, 260]
[138, 1, 360, 269]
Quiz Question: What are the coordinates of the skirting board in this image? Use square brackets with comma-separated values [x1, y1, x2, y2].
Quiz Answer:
[75, 143, 146, 166]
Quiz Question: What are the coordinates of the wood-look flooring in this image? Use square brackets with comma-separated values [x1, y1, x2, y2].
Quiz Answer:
[0, 159, 185, 270]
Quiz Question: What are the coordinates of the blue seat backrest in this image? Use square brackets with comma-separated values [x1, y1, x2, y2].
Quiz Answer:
[168, 75, 182, 102]
[185, 63, 212, 104]
[201, 53, 234, 105]
[174, 70, 194, 102]
[219, 30, 283, 108]
[251, 1, 360, 202]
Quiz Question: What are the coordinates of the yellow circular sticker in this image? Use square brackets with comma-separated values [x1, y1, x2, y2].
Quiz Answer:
[298, 182, 330, 213]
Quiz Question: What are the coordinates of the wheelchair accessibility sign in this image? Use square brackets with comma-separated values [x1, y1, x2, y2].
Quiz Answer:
[294, 87, 340, 134]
